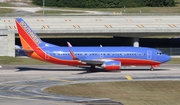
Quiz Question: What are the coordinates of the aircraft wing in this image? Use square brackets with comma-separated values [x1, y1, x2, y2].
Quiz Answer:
[80, 59, 104, 65]
[80, 58, 115, 65]
[69, 49, 115, 65]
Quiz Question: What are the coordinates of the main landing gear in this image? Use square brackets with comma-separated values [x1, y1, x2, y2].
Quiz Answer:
[150, 66, 154, 71]
[90, 65, 96, 72]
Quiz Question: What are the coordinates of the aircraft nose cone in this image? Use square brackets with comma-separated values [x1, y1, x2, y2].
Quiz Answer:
[163, 54, 171, 63]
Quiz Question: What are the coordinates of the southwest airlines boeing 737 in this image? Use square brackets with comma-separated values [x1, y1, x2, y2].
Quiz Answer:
[15, 18, 171, 72]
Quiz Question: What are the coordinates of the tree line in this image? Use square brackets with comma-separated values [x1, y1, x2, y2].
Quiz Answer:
[32, 0, 175, 8]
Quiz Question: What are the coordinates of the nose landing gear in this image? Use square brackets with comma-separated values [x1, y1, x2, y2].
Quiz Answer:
[150, 64, 160, 71]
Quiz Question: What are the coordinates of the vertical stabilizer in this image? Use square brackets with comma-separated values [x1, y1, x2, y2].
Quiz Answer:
[15, 18, 45, 51]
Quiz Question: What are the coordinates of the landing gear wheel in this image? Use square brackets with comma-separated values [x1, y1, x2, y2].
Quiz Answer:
[150, 67, 154, 71]
[90, 65, 95, 72]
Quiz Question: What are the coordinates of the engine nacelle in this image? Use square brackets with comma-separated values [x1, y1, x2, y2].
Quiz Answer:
[101, 61, 121, 71]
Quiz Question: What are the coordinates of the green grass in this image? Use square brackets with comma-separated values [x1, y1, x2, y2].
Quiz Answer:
[71, 4, 180, 13]
[175, 0, 180, 3]
[0, 8, 15, 15]
[1, 0, 180, 15]
[53, 2, 180, 14]
[44, 81, 180, 105]
[0, 56, 50, 65]
[167, 58, 180, 64]
[0, 2, 13, 7]
[35, 10, 85, 15]
[34, 3, 180, 15]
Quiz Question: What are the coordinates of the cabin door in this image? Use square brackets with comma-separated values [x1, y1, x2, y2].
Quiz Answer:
[147, 50, 152, 59]
[100, 52, 103, 58]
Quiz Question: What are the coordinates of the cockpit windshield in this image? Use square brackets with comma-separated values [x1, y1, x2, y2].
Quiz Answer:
[157, 52, 162, 55]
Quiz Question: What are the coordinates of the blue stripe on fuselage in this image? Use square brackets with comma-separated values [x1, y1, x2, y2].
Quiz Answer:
[41, 46, 160, 62]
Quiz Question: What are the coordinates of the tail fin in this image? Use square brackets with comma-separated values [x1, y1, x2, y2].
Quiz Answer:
[15, 18, 45, 51]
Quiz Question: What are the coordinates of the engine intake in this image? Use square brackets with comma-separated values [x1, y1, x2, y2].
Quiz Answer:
[101, 61, 121, 71]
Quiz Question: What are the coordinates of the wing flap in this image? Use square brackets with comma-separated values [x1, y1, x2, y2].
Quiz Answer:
[81, 60, 104, 65]
[67, 48, 115, 66]
[81, 59, 115, 65]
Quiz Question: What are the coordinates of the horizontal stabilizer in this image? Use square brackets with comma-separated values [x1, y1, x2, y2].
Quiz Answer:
[21, 49, 34, 52]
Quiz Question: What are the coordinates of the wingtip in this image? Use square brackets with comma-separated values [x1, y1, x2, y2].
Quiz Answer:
[67, 41, 72, 47]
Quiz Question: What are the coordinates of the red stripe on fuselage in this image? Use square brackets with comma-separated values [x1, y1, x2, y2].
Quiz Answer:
[111, 58, 161, 66]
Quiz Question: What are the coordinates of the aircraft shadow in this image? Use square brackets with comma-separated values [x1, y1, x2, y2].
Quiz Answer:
[121, 68, 170, 71]
[15, 67, 87, 72]
[15, 66, 170, 74]
[15, 66, 107, 74]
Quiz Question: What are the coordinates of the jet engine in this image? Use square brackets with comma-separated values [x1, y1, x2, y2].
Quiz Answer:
[101, 61, 121, 71]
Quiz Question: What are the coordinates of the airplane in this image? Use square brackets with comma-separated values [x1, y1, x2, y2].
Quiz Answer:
[15, 18, 171, 72]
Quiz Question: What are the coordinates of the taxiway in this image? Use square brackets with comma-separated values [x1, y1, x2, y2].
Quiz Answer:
[0, 64, 180, 105]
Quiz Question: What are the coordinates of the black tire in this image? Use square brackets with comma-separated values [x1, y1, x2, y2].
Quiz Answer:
[150, 67, 154, 71]
[90, 65, 95, 72]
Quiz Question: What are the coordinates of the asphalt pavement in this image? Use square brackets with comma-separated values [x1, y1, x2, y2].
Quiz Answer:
[0, 64, 180, 105]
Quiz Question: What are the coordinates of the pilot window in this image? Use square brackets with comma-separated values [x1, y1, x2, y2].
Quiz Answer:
[157, 52, 162, 55]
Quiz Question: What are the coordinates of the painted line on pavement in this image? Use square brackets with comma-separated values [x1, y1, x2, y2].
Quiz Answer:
[48, 78, 74, 82]
[126, 76, 133, 80]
